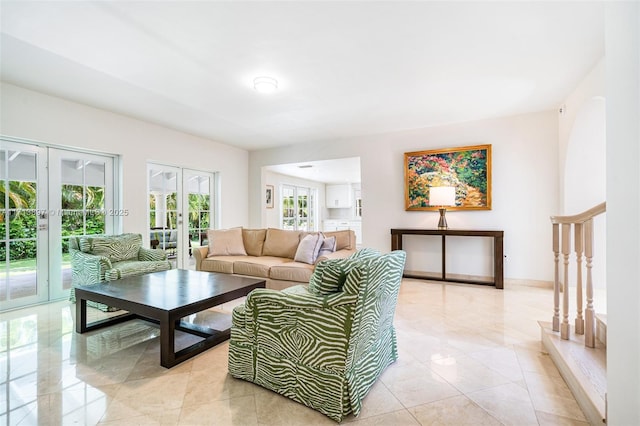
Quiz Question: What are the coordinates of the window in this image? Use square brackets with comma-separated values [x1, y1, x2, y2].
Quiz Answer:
[281, 184, 316, 231]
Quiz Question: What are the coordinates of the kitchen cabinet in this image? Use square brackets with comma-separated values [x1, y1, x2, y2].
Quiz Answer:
[324, 220, 362, 245]
[326, 184, 352, 208]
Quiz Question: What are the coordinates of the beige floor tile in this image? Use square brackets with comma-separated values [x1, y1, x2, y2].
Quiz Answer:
[178, 396, 258, 425]
[428, 354, 512, 393]
[349, 409, 420, 425]
[252, 386, 335, 425]
[524, 371, 588, 421]
[535, 410, 590, 426]
[380, 361, 461, 408]
[467, 382, 539, 426]
[409, 395, 502, 425]
[342, 380, 404, 422]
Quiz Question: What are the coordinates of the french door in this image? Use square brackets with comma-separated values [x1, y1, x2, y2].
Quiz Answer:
[0, 142, 48, 310]
[48, 149, 115, 301]
[281, 184, 316, 231]
[0, 138, 117, 311]
[148, 164, 215, 269]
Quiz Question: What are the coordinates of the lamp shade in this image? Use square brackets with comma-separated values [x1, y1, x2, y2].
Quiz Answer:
[429, 186, 456, 207]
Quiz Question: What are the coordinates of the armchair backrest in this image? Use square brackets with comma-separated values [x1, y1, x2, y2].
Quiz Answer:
[345, 250, 406, 367]
[69, 233, 143, 262]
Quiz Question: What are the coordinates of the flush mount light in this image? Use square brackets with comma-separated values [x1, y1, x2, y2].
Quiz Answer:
[253, 76, 278, 94]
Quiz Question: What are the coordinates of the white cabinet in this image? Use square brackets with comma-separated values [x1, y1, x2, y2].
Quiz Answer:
[323, 219, 362, 245]
[326, 184, 352, 208]
[323, 220, 338, 232]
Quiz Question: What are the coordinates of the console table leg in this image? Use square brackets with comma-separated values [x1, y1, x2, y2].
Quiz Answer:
[495, 236, 504, 289]
[441, 235, 446, 280]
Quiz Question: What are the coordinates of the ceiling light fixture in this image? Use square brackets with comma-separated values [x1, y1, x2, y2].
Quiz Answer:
[253, 76, 278, 94]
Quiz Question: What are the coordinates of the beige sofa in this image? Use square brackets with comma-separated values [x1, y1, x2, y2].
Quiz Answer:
[193, 228, 356, 290]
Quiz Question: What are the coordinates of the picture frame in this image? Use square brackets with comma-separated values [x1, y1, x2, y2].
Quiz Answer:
[265, 185, 274, 209]
[404, 144, 492, 211]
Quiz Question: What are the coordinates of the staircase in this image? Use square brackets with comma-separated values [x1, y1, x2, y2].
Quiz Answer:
[539, 202, 607, 425]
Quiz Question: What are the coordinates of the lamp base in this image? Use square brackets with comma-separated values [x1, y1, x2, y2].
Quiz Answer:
[437, 208, 448, 230]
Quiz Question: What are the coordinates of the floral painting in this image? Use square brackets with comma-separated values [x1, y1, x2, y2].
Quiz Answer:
[404, 144, 492, 211]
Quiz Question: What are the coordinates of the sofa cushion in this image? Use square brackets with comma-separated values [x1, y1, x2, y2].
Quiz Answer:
[233, 256, 292, 278]
[262, 228, 302, 259]
[200, 255, 250, 274]
[207, 228, 247, 257]
[79, 233, 142, 263]
[270, 262, 315, 282]
[242, 229, 267, 256]
[323, 230, 354, 251]
[294, 233, 323, 264]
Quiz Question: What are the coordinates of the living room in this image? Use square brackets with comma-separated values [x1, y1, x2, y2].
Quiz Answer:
[1, 1, 639, 425]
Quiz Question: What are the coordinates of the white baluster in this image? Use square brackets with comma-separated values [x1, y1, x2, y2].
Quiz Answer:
[552, 223, 560, 332]
[561, 223, 571, 340]
[574, 223, 584, 335]
[584, 218, 595, 348]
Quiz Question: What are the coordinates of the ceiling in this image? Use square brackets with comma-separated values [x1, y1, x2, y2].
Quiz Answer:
[1, 1, 604, 151]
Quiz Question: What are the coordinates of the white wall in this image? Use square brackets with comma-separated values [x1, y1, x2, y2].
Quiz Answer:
[262, 170, 325, 229]
[0, 82, 249, 241]
[250, 110, 559, 282]
[558, 59, 607, 290]
[605, 2, 640, 423]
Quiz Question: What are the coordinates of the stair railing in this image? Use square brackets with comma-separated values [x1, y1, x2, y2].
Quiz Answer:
[550, 202, 606, 347]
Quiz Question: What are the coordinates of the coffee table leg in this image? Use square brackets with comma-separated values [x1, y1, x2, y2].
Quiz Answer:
[76, 295, 87, 333]
[160, 313, 176, 368]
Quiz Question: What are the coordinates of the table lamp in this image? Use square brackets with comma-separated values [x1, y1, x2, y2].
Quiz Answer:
[429, 186, 456, 229]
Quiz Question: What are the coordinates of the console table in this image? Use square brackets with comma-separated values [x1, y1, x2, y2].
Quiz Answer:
[390, 229, 504, 289]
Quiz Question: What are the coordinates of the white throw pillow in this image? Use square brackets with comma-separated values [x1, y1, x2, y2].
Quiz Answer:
[294, 233, 323, 265]
[207, 228, 247, 257]
[318, 235, 337, 257]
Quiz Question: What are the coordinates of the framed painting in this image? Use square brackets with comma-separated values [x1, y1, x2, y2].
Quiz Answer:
[404, 144, 492, 211]
[265, 185, 274, 209]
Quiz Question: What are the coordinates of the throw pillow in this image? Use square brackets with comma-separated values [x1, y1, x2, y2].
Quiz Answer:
[294, 233, 323, 265]
[207, 227, 247, 257]
[317, 235, 337, 257]
[309, 256, 362, 295]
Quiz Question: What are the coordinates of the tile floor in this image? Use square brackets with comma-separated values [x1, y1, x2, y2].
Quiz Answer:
[1, 279, 588, 425]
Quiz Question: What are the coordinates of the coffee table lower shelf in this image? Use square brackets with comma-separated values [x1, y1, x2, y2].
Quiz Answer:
[75, 306, 233, 368]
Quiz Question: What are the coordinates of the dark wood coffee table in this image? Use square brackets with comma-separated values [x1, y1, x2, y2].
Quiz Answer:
[74, 269, 265, 368]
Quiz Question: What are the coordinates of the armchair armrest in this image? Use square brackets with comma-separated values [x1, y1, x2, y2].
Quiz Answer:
[193, 246, 209, 270]
[70, 249, 112, 286]
[138, 247, 167, 261]
[246, 287, 358, 311]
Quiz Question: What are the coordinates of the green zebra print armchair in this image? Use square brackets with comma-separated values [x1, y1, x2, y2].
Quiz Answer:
[228, 248, 406, 422]
[68, 233, 172, 311]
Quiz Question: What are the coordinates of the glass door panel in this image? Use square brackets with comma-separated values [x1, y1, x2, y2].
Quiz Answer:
[148, 165, 181, 268]
[183, 170, 214, 269]
[48, 150, 114, 301]
[0, 143, 48, 310]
